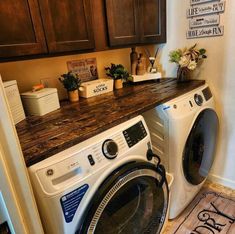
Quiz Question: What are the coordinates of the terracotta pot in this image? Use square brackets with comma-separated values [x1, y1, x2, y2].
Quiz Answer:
[68, 89, 79, 102]
[114, 79, 123, 89]
[177, 67, 191, 83]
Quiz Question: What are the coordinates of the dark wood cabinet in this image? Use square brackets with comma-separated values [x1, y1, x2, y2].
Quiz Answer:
[0, 0, 166, 59]
[105, 0, 139, 46]
[38, 0, 95, 53]
[90, 0, 109, 51]
[0, 0, 95, 58]
[0, 0, 47, 58]
[139, 0, 166, 44]
[105, 0, 166, 47]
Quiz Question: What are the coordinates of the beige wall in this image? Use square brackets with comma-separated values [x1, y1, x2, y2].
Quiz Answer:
[0, 48, 137, 99]
[158, 0, 235, 188]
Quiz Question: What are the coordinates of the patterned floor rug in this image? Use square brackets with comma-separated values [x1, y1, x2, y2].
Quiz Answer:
[165, 187, 235, 234]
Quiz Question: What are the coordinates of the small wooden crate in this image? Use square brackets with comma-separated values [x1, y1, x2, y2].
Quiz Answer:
[79, 79, 113, 98]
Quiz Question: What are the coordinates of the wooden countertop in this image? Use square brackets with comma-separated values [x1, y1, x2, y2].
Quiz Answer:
[16, 78, 205, 167]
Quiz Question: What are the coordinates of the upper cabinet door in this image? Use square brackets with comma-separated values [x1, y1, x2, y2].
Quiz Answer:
[38, 0, 95, 53]
[0, 0, 47, 58]
[105, 0, 139, 46]
[139, 0, 166, 44]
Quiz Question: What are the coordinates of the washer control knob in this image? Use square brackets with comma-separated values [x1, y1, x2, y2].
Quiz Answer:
[102, 139, 118, 159]
[194, 94, 203, 106]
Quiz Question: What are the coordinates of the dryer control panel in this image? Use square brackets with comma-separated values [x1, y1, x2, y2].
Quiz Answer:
[202, 86, 212, 101]
[163, 85, 214, 116]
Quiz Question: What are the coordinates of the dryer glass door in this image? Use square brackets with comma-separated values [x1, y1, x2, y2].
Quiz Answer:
[78, 162, 169, 234]
[183, 109, 219, 185]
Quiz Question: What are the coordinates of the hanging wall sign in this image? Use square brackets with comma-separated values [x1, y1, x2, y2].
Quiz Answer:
[187, 25, 224, 38]
[189, 14, 220, 28]
[187, 1, 225, 17]
[186, 0, 225, 39]
[190, 0, 219, 5]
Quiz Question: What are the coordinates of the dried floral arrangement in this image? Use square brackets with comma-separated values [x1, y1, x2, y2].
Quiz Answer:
[169, 44, 207, 71]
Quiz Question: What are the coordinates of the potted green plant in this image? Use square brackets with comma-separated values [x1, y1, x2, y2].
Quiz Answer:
[105, 63, 131, 89]
[59, 72, 81, 102]
[169, 44, 207, 82]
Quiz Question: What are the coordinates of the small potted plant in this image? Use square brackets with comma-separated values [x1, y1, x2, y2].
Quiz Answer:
[169, 44, 207, 82]
[59, 72, 81, 102]
[105, 63, 131, 89]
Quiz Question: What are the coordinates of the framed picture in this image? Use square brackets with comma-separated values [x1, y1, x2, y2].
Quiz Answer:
[67, 58, 98, 82]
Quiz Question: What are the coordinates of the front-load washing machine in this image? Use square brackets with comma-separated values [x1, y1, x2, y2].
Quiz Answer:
[28, 115, 173, 234]
[143, 84, 219, 219]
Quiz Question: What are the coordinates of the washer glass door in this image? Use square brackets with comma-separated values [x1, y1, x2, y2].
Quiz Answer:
[183, 109, 219, 185]
[78, 163, 168, 234]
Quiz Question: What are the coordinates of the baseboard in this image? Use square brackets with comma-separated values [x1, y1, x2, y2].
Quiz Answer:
[208, 173, 235, 189]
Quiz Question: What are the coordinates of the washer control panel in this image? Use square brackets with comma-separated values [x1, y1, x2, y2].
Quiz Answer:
[30, 116, 149, 194]
[123, 121, 147, 148]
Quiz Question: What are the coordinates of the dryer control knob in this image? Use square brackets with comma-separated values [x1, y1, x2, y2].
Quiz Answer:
[102, 139, 118, 159]
[194, 94, 203, 106]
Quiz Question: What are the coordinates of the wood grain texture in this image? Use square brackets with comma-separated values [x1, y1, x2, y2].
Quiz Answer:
[16, 79, 205, 167]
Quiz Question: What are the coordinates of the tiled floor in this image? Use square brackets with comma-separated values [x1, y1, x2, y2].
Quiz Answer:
[163, 180, 235, 234]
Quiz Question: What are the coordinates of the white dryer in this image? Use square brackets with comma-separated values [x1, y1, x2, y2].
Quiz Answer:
[28, 116, 173, 234]
[143, 84, 219, 219]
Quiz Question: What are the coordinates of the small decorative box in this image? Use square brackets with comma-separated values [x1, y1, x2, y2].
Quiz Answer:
[79, 79, 113, 98]
[21, 88, 60, 116]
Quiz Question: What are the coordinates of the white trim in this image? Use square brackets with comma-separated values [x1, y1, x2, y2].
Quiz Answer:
[0, 75, 44, 233]
[0, 147, 27, 234]
[208, 173, 235, 190]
